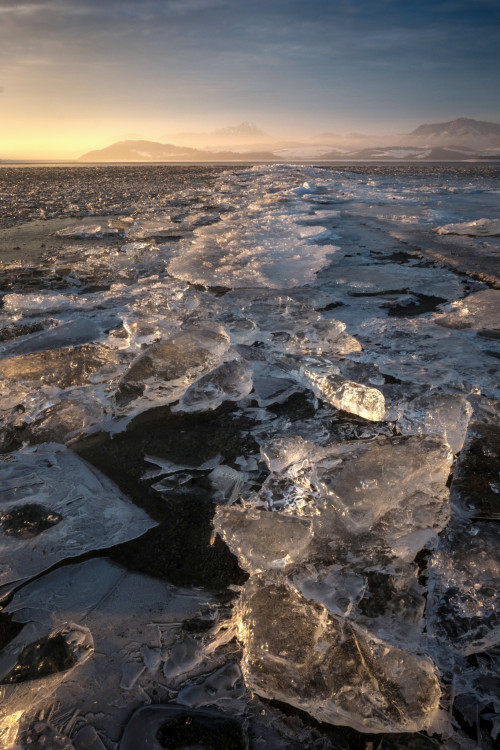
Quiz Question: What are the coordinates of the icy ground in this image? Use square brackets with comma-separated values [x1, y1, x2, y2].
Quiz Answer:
[0, 163, 499, 749]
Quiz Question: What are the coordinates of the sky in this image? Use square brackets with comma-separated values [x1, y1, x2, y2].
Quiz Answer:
[0, 0, 499, 158]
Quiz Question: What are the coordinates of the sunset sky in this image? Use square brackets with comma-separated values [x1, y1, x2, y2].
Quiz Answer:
[1, 0, 499, 159]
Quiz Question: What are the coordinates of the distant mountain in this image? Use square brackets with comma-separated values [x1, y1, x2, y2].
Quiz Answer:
[310, 118, 500, 152]
[407, 118, 500, 149]
[78, 139, 281, 163]
[78, 118, 500, 163]
[410, 117, 500, 139]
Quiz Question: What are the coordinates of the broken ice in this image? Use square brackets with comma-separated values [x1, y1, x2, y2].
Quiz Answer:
[237, 576, 441, 733]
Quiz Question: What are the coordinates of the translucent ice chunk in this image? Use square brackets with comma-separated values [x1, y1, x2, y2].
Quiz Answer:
[260, 435, 320, 476]
[288, 319, 362, 357]
[292, 565, 366, 618]
[173, 359, 253, 413]
[116, 323, 230, 407]
[435, 289, 500, 330]
[397, 392, 473, 454]
[0, 343, 121, 390]
[257, 435, 452, 560]
[237, 577, 441, 733]
[214, 506, 313, 573]
[293, 563, 426, 648]
[298, 361, 386, 421]
[0, 444, 156, 585]
[311, 435, 452, 541]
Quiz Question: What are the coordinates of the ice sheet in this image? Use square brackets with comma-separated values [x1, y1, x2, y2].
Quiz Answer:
[0, 444, 156, 586]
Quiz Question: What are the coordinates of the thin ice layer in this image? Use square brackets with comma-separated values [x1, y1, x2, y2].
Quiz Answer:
[435, 218, 500, 236]
[3, 558, 212, 743]
[0, 444, 156, 586]
[0, 622, 94, 745]
[237, 576, 441, 734]
[168, 199, 337, 289]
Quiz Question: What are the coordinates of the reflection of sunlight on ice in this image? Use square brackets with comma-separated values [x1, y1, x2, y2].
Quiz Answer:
[0, 711, 22, 750]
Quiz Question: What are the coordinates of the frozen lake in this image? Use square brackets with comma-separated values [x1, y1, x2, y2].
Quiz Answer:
[0, 163, 499, 749]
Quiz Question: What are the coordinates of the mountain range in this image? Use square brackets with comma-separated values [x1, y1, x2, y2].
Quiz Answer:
[79, 118, 500, 162]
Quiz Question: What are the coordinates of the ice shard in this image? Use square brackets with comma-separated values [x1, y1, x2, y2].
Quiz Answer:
[256, 434, 452, 561]
[237, 577, 441, 733]
[396, 392, 473, 454]
[174, 359, 253, 413]
[116, 323, 230, 407]
[298, 361, 385, 421]
[214, 506, 313, 573]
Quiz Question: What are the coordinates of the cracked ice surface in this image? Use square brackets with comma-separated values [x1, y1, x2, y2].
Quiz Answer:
[0, 163, 499, 747]
[237, 576, 441, 734]
[0, 444, 156, 586]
